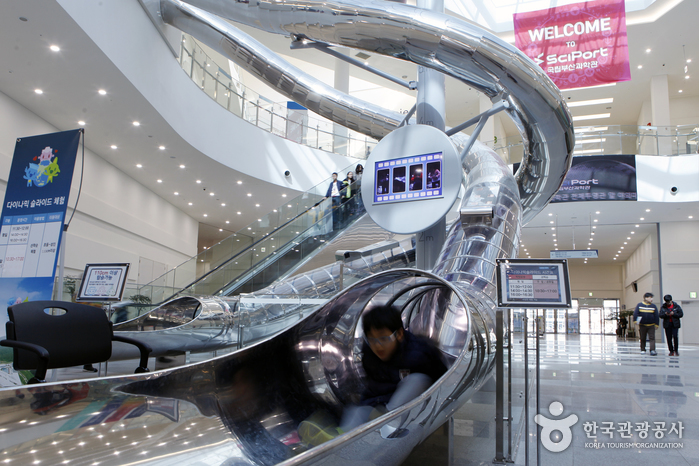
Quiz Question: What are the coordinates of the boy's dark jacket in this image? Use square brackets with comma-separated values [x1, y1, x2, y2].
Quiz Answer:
[660, 301, 683, 328]
[361, 331, 447, 406]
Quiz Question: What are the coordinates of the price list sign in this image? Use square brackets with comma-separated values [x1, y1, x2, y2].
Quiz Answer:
[496, 259, 571, 308]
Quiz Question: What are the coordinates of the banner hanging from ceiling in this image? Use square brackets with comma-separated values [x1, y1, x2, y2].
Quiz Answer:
[513, 0, 631, 90]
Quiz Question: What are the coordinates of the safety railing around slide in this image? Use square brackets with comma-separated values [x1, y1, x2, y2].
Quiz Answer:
[495, 124, 699, 161]
[179, 35, 378, 159]
[137, 170, 366, 303]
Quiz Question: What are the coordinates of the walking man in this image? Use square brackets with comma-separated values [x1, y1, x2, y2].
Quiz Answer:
[660, 294, 683, 356]
[633, 292, 659, 356]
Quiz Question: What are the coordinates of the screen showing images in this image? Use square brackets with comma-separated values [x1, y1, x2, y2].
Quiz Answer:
[373, 152, 443, 205]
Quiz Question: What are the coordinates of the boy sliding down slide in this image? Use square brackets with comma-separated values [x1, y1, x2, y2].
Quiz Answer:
[340, 305, 448, 436]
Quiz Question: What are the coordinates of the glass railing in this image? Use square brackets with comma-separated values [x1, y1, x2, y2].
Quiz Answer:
[137, 170, 365, 302]
[495, 124, 699, 162]
[177, 185, 366, 297]
[179, 35, 378, 159]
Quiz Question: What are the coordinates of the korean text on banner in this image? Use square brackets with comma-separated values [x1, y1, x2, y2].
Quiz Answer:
[513, 0, 631, 90]
[0, 129, 81, 340]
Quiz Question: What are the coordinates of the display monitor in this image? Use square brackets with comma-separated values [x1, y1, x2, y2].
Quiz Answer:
[495, 259, 571, 308]
[373, 152, 443, 204]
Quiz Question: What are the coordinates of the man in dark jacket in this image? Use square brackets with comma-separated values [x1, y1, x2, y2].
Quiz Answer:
[634, 292, 659, 355]
[340, 305, 447, 432]
[660, 294, 683, 356]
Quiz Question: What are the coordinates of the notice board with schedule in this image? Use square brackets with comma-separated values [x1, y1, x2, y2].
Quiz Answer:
[496, 259, 571, 308]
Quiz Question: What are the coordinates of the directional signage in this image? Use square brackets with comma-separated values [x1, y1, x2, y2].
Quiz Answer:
[550, 250, 598, 259]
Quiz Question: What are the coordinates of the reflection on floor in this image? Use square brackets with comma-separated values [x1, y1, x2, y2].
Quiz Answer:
[43, 334, 699, 465]
[405, 334, 698, 466]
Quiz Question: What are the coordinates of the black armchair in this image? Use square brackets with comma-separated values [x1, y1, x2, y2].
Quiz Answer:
[0, 300, 152, 384]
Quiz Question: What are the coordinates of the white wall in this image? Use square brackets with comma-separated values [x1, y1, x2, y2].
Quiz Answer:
[658, 221, 699, 344]
[568, 263, 624, 301]
[623, 231, 659, 308]
[0, 90, 198, 280]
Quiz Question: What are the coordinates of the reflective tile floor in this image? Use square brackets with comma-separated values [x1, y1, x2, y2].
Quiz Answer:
[405, 334, 699, 466]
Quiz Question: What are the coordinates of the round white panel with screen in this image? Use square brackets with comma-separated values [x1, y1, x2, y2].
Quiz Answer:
[361, 124, 460, 234]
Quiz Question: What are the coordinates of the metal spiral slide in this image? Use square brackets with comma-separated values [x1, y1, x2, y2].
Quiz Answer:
[0, 1, 573, 464]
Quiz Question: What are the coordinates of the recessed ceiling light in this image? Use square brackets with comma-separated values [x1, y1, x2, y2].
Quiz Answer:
[686, 75, 690, 80]
[550, 221, 554, 224]
[548, 213, 553, 216]
[98, 89, 107, 95]
[203, 214, 208, 217]
[157, 179, 162, 183]
[551, 227, 555, 230]
[225, 220, 230, 223]
[196, 180, 202, 184]
[624, 242, 627, 244]
[620, 247, 624, 249]
[568, 98, 614, 107]
[689, 215, 694, 219]
[646, 48, 651, 53]
[188, 202, 193, 206]
[282, 194, 287, 197]
[645, 209, 650, 212]
[179, 164, 185, 169]
[174, 192, 179, 195]
[631, 231, 635, 234]
[627, 237, 630, 240]
[136, 164, 142, 168]
[635, 224, 639, 227]
[221, 203, 226, 206]
[592, 226, 596, 229]
[159, 145, 165, 150]
[34, 89, 43, 94]
[591, 232, 595, 235]
[111, 145, 117, 149]
[617, 251, 621, 253]
[273, 209, 278, 212]
[593, 219, 598, 222]
[637, 65, 642, 69]
[256, 204, 260, 207]
[247, 193, 252, 197]
[209, 192, 214, 196]
[78, 120, 85, 126]
[49, 45, 60, 52]
[132, 121, 140, 126]
[552, 234, 556, 237]
[688, 59, 693, 63]
[237, 211, 241, 215]
[595, 211, 600, 214]
[248, 227, 252, 230]
[258, 218, 262, 221]
[640, 217, 644, 220]
[613, 258, 617, 260]
[572, 113, 611, 122]
[679, 90, 683, 93]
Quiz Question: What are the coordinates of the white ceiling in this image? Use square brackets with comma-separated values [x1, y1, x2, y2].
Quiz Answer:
[0, 0, 697, 264]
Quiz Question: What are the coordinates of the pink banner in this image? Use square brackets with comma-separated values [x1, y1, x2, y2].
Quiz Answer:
[514, 0, 631, 90]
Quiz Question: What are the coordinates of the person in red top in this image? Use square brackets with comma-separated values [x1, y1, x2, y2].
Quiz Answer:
[660, 294, 684, 356]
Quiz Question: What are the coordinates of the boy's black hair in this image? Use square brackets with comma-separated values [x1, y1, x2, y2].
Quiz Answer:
[362, 305, 404, 336]
[644, 292, 654, 299]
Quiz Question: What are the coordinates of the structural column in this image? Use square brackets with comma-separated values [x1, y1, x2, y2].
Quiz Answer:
[650, 74, 672, 155]
[415, 0, 446, 271]
[333, 48, 350, 157]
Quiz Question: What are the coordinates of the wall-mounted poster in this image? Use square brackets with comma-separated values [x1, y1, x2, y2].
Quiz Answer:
[513, 0, 630, 90]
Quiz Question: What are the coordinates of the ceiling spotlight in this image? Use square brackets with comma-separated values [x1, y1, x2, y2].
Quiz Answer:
[640, 217, 644, 220]
[196, 180, 202, 184]
[548, 213, 553, 216]
[237, 180, 242, 184]
[174, 192, 179, 195]
[247, 193, 252, 197]
[679, 90, 684, 93]
[219, 229, 223, 232]
[98, 89, 107, 95]
[225, 220, 230, 224]
[34, 89, 43, 94]
[688, 59, 693, 63]
[635, 224, 639, 227]
[593, 219, 598, 222]
[132, 121, 140, 126]
[631, 231, 635, 234]
[237, 211, 241, 215]
[203, 214, 208, 217]
[621, 247, 624, 249]
[686, 75, 690, 80]
[157, 179, 162, 183]
[179, 164, 185, 169]
[50, 45, 60, 52]
[209, 192, 214, 196]
[188, 202, 193, 206]
[690, 216, 694, 219]
[592, 226, 596, 229]
[159, 145, 165, 150]
[282, 194, 287, 198]
[595, 211, 600, 214]
[637, 65, 642, 69]
[551, 227, 555, 230]
[624, 242, 627, 244]
[646, 48, 651, 53]
[627, 237, 630, 240]
[111, 145, 117, 149]
[550, 221, 554, 224]
[256, 204, 260, 207]
[78, 120, 86, 126]
[221, 203, 226, 207]
[613, 258, 617, 260]
[136, 164, 142, 168]
[645, 209, 650, 212]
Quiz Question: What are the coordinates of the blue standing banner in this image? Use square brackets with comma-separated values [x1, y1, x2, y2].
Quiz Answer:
[0, 129, 81, 338]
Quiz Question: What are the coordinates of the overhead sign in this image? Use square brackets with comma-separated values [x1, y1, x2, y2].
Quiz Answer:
[496, 259, 572, 308]
[77, 263, 130, 302]
[513, 0, 630, 90]
[0, 129, 81, 339]
[550, 250, 598, 259]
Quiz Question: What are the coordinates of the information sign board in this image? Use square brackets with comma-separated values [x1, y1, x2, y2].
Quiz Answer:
[550, 250, 598, 259]
[496, 259, 571, 308]
[77, 263, 130, 302]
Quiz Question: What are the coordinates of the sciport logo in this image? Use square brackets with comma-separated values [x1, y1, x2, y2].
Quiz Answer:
[23, 146, 60, 187]
[534, 401, 579, 452]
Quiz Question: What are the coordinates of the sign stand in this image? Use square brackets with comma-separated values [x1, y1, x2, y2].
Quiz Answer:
[494, 259, 572, 466]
